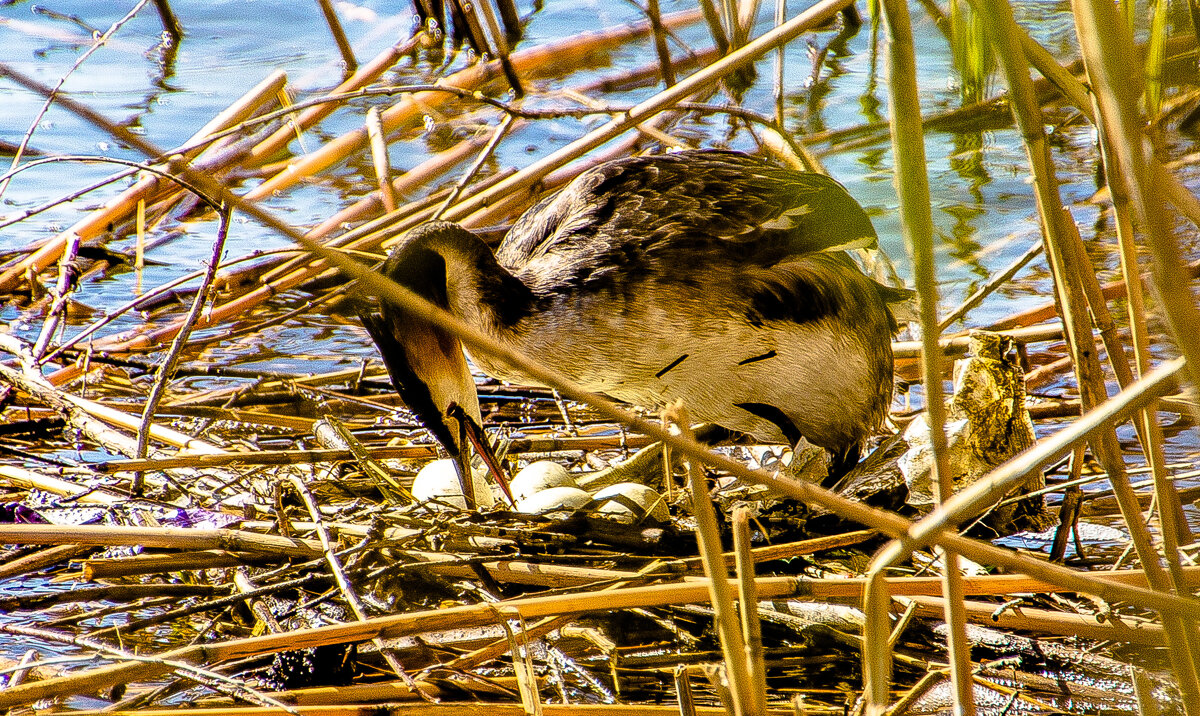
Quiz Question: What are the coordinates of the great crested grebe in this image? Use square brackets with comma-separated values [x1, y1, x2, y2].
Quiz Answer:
[359, 149, 905, 493]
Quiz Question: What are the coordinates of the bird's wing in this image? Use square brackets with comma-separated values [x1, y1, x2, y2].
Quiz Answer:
[496, 150, 880, 271]
[740, 252, 892, 328]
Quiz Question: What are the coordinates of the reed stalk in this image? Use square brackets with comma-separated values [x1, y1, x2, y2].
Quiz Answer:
[81, 550, 271, 580]
[365, 108, 396, 213]
[0, 545, 92, 581]
[647, 0, 676, 87]
[733, 506, 769, 714]
[669, 405, 755, 716]
[316, 0, 357, 76]
[868, 0, 971, 710]
[0, 524, 323, 558]
[903, 595, 1166, 645]
[150, 0, 181, 39]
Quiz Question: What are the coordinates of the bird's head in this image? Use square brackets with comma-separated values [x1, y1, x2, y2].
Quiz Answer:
[358, 222, 512, 504]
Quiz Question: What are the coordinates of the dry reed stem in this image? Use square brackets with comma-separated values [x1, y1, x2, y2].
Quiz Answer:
[904, 595, 1166, 645]
[281, 133, 492, 257]
[938, 241, 1043, 331]
[81, 550, 271, 580]
[96, 165, 507, 352]
[0, 524, 322, 558]
[474, 0, 523, 97]
[435, 554, 666, 673]
[30, 227, 81, 362]
[973, 0, 1135, 576]
[316, 0, 357, 76]
[0, 544, 93, 581]
[647, 0, 676, 87]
[869, 0, 969, 709]
[365, 108, 396, 213]
[669, 404, 755, 716]
[38, 248, 302, 368]
[978, 0, 1200, 687]
[0, 464, 126, 504]
[0, 583, 220, 613]
[432, 114, 515, 220]
[234, 570, 285, 636]
[0, 576, 813, 708]
[0, 70, 287, 293]
[893, 323, 1063, 360]
[733, 506, 769, 715]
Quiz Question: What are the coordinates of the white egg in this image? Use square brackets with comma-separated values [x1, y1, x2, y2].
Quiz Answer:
[412, 459, 496, 510]
[515, 486, 592, 517]
[591, 482, 669, 523]
[510, 461, 576, 502]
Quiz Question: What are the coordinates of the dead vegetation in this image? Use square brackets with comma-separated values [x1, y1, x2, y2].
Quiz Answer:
[0, 0, 1199, 714]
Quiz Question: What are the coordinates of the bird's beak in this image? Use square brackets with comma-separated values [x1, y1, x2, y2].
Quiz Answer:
[360, 311, 513, 507]
[447, 402, 515, 506]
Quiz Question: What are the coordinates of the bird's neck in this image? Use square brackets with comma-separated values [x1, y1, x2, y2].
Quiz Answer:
[387, 221, 534, 333]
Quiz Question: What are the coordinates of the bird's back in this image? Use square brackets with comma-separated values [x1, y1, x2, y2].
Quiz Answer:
[496, 149, 880, 291]
[477, 150, 900, 469]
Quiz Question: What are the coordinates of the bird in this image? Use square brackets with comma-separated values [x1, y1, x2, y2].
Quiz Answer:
[358, 149, 906, 491]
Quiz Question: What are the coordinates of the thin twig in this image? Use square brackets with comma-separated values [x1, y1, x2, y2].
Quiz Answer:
[132, 209, 231, 492]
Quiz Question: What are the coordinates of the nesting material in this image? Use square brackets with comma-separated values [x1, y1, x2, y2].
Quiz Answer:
[900, 331, 1050, 533]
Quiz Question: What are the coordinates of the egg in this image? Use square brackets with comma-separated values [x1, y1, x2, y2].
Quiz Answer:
[515, 486, 592, 518]
[411, 459, 496, 510]
[510, 460, 576, 502]
[590, 482, 669, 523]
